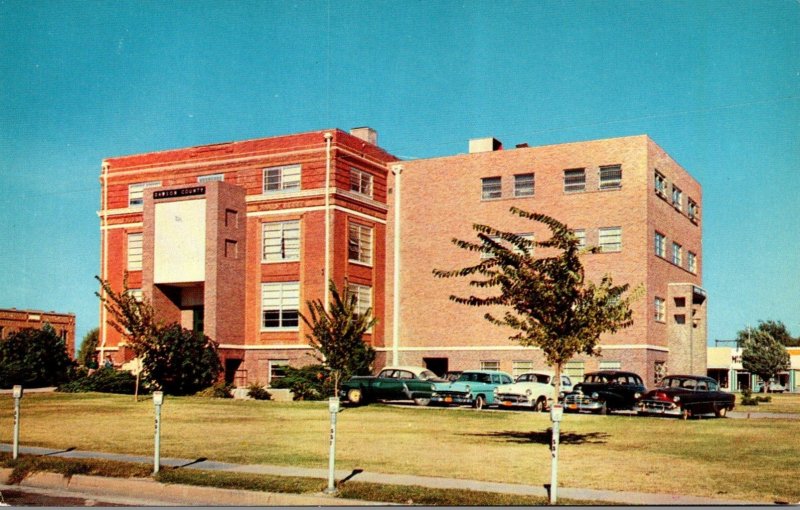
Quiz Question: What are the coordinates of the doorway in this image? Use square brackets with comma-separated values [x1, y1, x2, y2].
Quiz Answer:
[423, 357, 449, 377]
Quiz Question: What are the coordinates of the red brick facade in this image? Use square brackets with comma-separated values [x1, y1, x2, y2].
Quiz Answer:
[0, 308, 76, 359]
[99, 129, 704, 387]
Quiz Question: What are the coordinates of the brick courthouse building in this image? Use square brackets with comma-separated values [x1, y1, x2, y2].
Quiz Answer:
[98, 128, 705, 386]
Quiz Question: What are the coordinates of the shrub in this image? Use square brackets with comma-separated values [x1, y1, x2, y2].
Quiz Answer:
[740, 386, 759, 406]
[142, 324, 222, 396]
[270, 364, 332, 401]
[77, 328, 99, 369]
[57, 367, 142, 395]
[247, 383, 272, 400]
[194, 381, 233, 398]
[0, 325, 74, 388]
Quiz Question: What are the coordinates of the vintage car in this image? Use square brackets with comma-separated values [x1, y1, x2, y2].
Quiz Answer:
[494, 371, 574, 411]
[340, 366, 445, 406]
[638, 375, 735, 419]
[563, 370, 646, 414]
[430, 370, 514, 409]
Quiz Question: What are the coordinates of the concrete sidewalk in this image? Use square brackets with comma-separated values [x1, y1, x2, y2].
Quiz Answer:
[0, 444, 765, 505]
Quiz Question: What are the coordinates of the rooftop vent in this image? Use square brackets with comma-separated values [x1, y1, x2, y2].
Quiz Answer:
[515, 143, 529, 148]
[350, 127, 378, 146]
[469, 137, 503, 153]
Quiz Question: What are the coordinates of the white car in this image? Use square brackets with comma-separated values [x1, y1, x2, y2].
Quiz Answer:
[493, 371, 574, 411]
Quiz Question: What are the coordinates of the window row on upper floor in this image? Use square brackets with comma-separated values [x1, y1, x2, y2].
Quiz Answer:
[654, 230, 698, 274]
[125, 165, 375, 208]
[654, 170, 699, 224]
[480, 165, 623, 201]
[479, 226, 623, 257]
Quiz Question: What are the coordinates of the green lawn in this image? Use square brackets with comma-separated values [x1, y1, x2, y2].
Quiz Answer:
[1, 392, 799, 503]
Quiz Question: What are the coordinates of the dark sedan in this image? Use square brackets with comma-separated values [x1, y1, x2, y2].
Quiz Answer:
[563, 370, 646, 414]
[638, 375, 735, 419]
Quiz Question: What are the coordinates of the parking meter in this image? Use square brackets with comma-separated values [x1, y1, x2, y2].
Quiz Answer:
[12, 385, 23, 399]
[549, 403, 563, 504]
[12, 385, 22, 459]
[325, 397, 341, 493]
[550, 403, 563, 422]
[153, 391, 164, 474]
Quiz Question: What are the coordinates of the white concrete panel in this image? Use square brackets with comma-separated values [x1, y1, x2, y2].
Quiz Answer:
[154, 200, 206, 283]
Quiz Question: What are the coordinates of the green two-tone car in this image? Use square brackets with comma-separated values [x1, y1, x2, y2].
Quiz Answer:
[340, 366, 446, 406]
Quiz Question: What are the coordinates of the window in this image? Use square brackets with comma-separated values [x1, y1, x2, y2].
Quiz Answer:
[671, 185, 683, 210]
[563, 169, 586, 193]
[514, 173, 535, 197]
[348, 223, 373, 265]
[598, 227, 622, 252]
[599, 360, 622, 370]
[350, 168, 373, 197]
[198, 173, 224, 183]
[481, 177, 502, 200]
[263, 164, 301, 193]
[126, 289, 143, 302]
[480, 360, 500, 371]
[347, 283, 372, 319]
[269, 360, 289, 383]
[672, 242, 682, 266]
[572, 229, 586, 248]
[688, 199, 699, 221]
[262, 221, 300, 262]
[688, 251, 697, 273]
[655, 231, 666, 258]
[512, 361, 534, 378]
[128, 181, 161, 207]
[599, 165, 622, 190]
[655, 297, 666, 322]
[261, 282, 299, 329]
[127, 233, 143, 271]
[654, 171, 667, 197]
[481, 233, 533, 259]
[564, 361, 585, 379]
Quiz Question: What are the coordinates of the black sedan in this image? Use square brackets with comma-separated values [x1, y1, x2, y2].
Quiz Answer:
[563, 370, 646, 414]
[638, 375, 735, 419]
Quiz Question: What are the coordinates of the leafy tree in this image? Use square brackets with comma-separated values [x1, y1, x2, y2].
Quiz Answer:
[433, 207, 639, 397]
[77, 328, 99, 368]
[756, 320, 799, 347]
[0, 324, 74, 388]
[300, 280, 376, 396]
[738, 328, 790, 392]
[270, 364, 332, 400]
[142, 323, 222, 396]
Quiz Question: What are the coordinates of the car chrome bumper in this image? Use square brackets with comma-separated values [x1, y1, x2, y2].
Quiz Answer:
[495, 394, 533, 407]
[431, 394, 472, 405]
[563, 395, 604, 411]
[638, 401, 681, 415]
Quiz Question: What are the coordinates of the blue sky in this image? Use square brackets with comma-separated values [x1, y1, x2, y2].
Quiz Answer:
[1, 0, 798, 348]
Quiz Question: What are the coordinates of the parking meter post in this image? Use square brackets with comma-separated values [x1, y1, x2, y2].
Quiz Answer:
[325, 397, 340, 494]
[153, 391, 164, 475]
[12, 385, 22, 460]
[549, 404, 563, 504]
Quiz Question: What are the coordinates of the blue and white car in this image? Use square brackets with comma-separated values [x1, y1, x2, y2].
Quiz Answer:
[430, 370, 514, 409]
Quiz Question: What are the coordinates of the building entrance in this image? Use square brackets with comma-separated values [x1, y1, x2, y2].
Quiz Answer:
[423, 357, 449, 377]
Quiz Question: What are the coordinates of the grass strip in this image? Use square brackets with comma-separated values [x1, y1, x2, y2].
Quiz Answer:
[155, 468, 326, 494]
[1, 453, 151, 484]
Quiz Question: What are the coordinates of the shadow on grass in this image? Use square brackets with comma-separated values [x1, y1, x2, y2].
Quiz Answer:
[467, 428, 610, 445]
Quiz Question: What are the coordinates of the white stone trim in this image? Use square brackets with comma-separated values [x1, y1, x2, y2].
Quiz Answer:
[101, 222, 144, 231]
[247, 205, 386, 225]
[218, 344, 314, 351]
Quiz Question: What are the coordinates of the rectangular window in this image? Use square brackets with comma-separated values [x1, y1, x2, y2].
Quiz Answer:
[563, 169, 586, 193]
[654, 171, 667, 197]
[572, 229, 586, 249]
[688, 251, 697, 273]
[481, 177, 502, 200]
[261, 282, 300, 330]
[688, 199, 699, 221]
[672, 185, 683, 210]
[480, 360, 500, 371]
[514, 173, 535, 197]
[598, 227, 622, 252]
[655, 231, 666, 258]
[672, 242, 682, 266]
[348, 223, 373, 265]
[126, 288, 143, 302]
[263, 164, 301, 193]
[655, 297, 666, 322]
[564, 361, 585, 379]
[350, 168, 373, 197]
[347, 283, 372, 319]
[198, 173, 224, 183]
[225, 239, 238, 259]
[599, 165, 622, 190]
[128, 181, 161, 207]
[512, 360, 534, 378]
[599, 360, 622, 370]
[262, 221, 300, 262]
[127, 233, 143, 271]
[269, 360, 289, 383]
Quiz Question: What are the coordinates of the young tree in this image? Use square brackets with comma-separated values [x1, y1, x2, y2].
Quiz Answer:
[300, 280, 376, 396]
[77, 328, 99, 368]
[433, 207, 639, 397]
[141, 324, 222, 396]
[738, 327, 790, 392]
[0, 324, 74, 388]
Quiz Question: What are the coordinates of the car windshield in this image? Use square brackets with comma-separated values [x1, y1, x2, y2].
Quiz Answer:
[418, 370, 437, 381]
[458, 372, 492, 384]
[659, 377, 697, 389]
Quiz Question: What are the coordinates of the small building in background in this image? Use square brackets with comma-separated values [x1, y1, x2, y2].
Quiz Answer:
[0, 308, 76, 359]
[707, 346, 798, 392]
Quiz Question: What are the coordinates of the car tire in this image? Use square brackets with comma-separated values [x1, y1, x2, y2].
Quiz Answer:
[533, 397, 547, 412]
[681, 407, 692, 420]
[598, 403, 607, 415]
[714, 406, 728, 418]
[413, 397, 431, 407]
[473, 395, 486, 410]
[347, 388, 363, 406]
